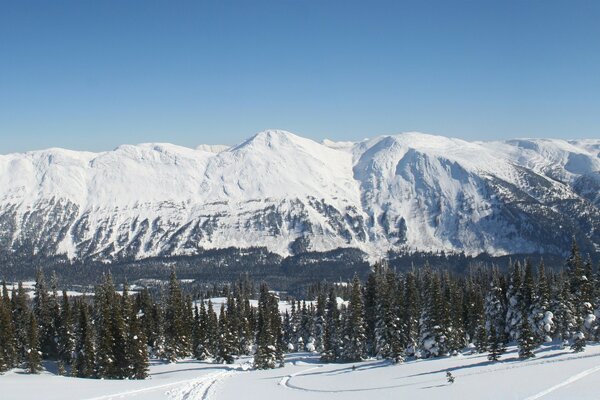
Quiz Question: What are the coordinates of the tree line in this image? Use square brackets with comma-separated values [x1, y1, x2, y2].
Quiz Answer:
[0, 270, 284, 376]
[0, 240, 598, 378]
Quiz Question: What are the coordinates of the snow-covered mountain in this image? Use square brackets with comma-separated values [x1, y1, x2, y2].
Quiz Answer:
[0, 130, 598, 262]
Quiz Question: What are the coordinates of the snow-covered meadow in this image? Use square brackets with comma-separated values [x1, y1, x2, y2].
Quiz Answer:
[2, 343, 600, 400]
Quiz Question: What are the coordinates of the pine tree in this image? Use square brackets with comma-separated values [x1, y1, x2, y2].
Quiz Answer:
[313, 293, 326, 353]
[321, 289, 342, 362]
[0, 282, 16, 372]
[517, 313, 536, 359]
[374, 272, 404, 362]
[342, 275, 366, 362]
[419, 272, 446, 358]
[254, 284, 284, 369]
[164, 269, 192, 361]
[57, 290, 74, 370]
[487, 326, 505, 361]
[12, 281, 30, 363]
[505, 261, 523, 341]
[73, 300, 95, 378]
[33, 269, 58, 360]
[94, 273, 116, 378]
[403, 272, 420, 356]
[26, 312, 42, 374]
[474, 324, 487, 353]
[484, 276, 506, 345]
[216, 304, 236, 364]
[126, 298, 149, 379]
[205, 300, 219, 358]
[532, 261, 555, 342]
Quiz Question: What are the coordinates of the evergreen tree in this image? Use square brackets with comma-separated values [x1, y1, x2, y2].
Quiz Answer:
[73, 300, 95, 378]
[321, 289, 342, 362]
[484, 277, 506, 345]
[26, 312, 42, 374]
[0, 282, 16, 372]
[505, 261, 523, 341]
[12, 281, 30, 363]
[487, 326, 505, 361]
[57, 290, 74, 370]
[342, 275, 367, 362]
[126, 298, 149, 379]
[419, 272, 446, 358]
[374, 272, 404, 362]
[313, 293, 326, 353]
[403, 272, 420, 356]
[205, 300, 219, 358]
[164, 270, 192, 361]
[254, 284, 284, 369]
[532, 261, 555, 342]
[33, 269, 59, 360]
[216, 304, 236, 364]
[94, 273, 116, 378]
[517, 313, 536, 359]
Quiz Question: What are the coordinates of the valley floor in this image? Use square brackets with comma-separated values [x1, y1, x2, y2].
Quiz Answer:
[2, 343, 600, 400]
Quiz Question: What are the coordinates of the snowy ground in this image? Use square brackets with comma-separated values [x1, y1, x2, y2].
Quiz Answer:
[2, 343, 600, 399]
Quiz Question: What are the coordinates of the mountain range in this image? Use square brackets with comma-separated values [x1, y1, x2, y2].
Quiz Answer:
[0, 130, 598, 262]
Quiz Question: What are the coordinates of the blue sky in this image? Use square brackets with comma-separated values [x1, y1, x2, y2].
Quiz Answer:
[1, 0, 599, 153]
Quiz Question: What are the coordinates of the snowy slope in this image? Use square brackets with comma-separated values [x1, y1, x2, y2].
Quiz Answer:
[0, 130, 598, 261]
[3, 344, 600, 399]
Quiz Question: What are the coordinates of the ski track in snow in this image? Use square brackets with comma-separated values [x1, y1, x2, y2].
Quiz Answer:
[522, 363, 600, 400]
[282, 351, 600, 394]
[80, 369, 235, 400]
[167, 370, 234, 400]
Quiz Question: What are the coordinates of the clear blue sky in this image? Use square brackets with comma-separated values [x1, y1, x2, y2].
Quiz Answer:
[1, 0, 599, 153]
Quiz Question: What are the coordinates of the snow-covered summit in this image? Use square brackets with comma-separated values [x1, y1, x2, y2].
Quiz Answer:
[0, 130, 598, 261]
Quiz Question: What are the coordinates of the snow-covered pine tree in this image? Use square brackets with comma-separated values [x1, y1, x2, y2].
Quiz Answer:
[374, 271, 404, 362]
[517, 312, 536, 359]
[321, 289, 342, 362]
[419, 272, 446, 358]
[505, 261, 523, 341]
[484, 275, 506, 346]
[446, 278, 466, 354]
[313, 293, 326, 353]
[236, 294, 254, 355]
[567, 240, 588, 351]
[216, 303, 237, 364]
[532, 261, 555, 343]
[254, 284, 284, 369]
[342, 275, 366, 362]
[551, 275, 577, 347]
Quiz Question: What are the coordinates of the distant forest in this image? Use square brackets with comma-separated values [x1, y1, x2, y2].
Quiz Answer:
[0, 246, 591, 297]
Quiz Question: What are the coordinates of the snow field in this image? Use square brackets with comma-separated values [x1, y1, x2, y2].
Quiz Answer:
[3, 343, 600, 399]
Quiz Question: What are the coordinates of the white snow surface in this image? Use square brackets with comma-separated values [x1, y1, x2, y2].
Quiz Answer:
[3, 343, 600, 399]
[0, 129, 598, 260]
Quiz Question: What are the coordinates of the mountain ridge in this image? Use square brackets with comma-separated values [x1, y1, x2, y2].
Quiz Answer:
[0, 130, 598, 262]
